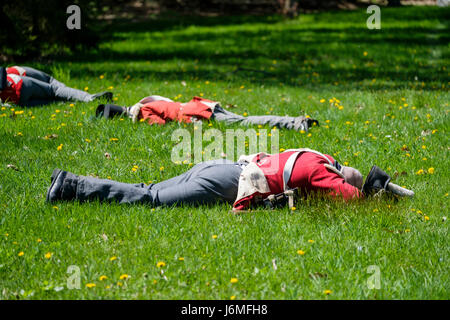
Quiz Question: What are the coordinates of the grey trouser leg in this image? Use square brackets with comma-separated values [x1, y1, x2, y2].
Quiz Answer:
[19, 76, 55, 106]
[22, 66, 52, 83]
[23, 66, 71, 89]
[212, 105, 312, 131]
[19, 67, 93, 105]
[75, 159, 242, 206]
[50, 82, 93, 103]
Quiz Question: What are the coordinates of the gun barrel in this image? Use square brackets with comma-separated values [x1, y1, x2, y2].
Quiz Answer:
[387, 182, 414, 197]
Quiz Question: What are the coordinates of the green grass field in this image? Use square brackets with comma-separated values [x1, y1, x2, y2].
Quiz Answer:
[0, 6, 449, 299]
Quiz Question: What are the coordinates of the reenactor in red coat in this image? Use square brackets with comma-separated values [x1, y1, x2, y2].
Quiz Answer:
[45, 148, 413, 211]
[96, 95, 319, 132]
[0, 66, 112, 106]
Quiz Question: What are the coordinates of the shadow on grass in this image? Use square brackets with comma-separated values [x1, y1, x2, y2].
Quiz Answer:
[52, 7, 449, 91]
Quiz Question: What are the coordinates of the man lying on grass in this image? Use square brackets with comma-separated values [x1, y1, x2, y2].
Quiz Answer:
[46, 148, 413, 211]
[96, 95, 319, 132]
[0, 66, 112, 106]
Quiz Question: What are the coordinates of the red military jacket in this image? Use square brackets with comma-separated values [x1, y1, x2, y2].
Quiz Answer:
[139, 96, 216, 125]
[0, 73, 23, 104]
[6, 66, 27, 77]
[233, 151, 362, 211]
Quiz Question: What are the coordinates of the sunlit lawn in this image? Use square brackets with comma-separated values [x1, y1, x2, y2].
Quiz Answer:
[0, 6, 448, 299]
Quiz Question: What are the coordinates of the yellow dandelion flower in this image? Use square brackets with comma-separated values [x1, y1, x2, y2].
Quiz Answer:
[320, 99, 325, 103]
[297, 250, 306, 255]
[230, 278, 238, 284]
[45, 252, 52, 259]
[308, 239, 315, 244]
[291, 207, 296, 211]
[212, 235, 218, 239]
[178, 257, 185, 261]
[85, 138, 91, 143]
[84, 87, 89, 91]
[18, 251, 24, 257]
[37, 238, 42, 243]
[109, 256, 117, 261]
[109, 138, 118, 142]
[324, 289, 332, 295]
[57, 144, 63, 151]
[156, 261, 166, 268]
[230, 295, 236, 300]
[119, 274, 129, 280]
[86, 283, 96, 288]
[117, 281, 123, 287]
[243, 112, 248, 117]
[416, 169, 424, 175]
[427, 167, 435, 174]
[424, 216, 430, 221]
[99, 275, 107, 281]
[159, 166, 164, 171]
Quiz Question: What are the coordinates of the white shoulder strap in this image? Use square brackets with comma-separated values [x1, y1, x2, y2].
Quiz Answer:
[284, 148, 333, 165]
[198, 100, 220, 112]
[12, 66, 26, 76]
[139, 95, 174, 104]
[281, 148, 333, 191]
[283, 152, 301, 191]
[7, 73, 22, 85]
[238, 148, 334, 191]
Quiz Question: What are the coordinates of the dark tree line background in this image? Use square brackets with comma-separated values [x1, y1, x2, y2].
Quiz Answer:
[0, 0, 419, 62]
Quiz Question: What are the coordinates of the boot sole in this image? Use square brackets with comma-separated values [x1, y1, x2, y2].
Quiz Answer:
[46, 169, 63, 203]
[50, 168, 62, 183]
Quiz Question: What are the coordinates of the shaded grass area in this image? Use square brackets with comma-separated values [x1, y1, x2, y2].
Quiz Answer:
[0, 7, 449, 299]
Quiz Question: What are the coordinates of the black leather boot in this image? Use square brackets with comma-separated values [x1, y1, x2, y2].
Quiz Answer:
[46, 168, 78, 202]
[95, 104, 128, 118]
